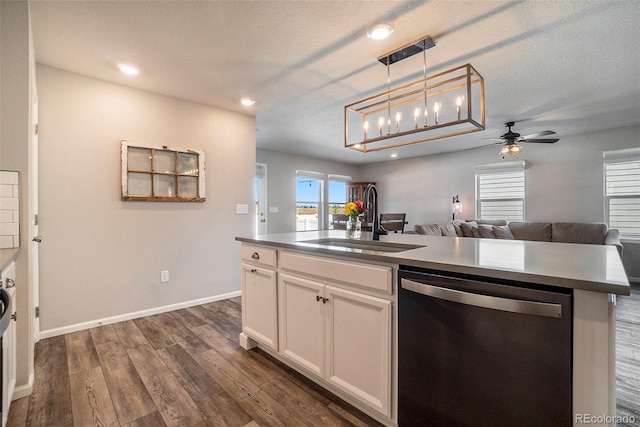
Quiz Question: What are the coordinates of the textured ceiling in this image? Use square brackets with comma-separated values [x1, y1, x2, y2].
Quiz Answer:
[30, 1, 640, 165]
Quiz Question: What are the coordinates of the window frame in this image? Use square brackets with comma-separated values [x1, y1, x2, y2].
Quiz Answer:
[295, 170, 324, 231]
[327, 174, 352, 230]
[604, 148, 640, 239]
[475, 161, 526, 222]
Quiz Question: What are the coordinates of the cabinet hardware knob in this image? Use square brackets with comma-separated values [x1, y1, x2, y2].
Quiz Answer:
[5, 278, 15, 288]
[11, 312, 17, 321]
[32, 235, 42, 243]
[251, 252, 260, 260]
[322, 298, 329, 304]
[316, 295, 322, 302]
[250, 269, 257, 273]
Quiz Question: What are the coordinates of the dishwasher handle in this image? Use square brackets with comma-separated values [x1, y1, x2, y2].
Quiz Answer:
[401, 278, 562, 318]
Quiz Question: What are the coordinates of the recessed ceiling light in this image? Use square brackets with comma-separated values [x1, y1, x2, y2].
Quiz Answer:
[240, 98, 256, 106]
[367, 24, 393, 40]
[390, 153, 398, 158]
[118, 64, 139, 75]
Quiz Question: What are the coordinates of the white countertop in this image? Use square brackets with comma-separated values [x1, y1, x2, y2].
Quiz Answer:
[236, 230, 630, 295]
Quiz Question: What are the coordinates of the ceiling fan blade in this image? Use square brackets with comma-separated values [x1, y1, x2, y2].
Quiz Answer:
[522, 138, 559, 143]
[481, 138, 504, 141]
[519, 130, 555, 139]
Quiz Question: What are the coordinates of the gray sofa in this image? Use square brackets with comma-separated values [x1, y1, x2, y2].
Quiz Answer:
[413, 219, 623, 256]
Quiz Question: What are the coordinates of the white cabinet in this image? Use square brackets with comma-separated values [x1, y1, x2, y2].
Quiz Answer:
[240, 245, 278, 351]
[1, 262, 16, 427]
[278, 272, 392, 417]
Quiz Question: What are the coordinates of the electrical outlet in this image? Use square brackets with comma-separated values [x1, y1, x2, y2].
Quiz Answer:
[160, 270, 169, 283]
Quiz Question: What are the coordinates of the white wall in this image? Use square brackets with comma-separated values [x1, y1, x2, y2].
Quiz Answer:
[37, 65, 255, 332]
[256, 148, 360, 234]
[0, 0, 34, 391]
[361, 124, 640, 280]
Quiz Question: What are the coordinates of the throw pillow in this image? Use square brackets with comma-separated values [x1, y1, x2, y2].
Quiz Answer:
[493, 225, 515, 240]
[460, 221, 478, 238]
[478, 224, 496, 238]
[439, 222, 458, 237]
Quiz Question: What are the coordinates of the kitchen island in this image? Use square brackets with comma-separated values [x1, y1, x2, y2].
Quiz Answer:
[236, 231, 630, 427]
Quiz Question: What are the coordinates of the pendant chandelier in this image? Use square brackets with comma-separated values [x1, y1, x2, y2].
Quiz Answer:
[345, 36, 485, 152]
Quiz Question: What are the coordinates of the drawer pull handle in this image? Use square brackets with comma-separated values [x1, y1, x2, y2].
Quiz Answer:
[322, 297, 329, 304]
[316, 295, 322, 302]
[250, 269, 257, 273]
[11, 312, 17, 321]
[251, 252, 260, 260]
[5, 278, 15, 289]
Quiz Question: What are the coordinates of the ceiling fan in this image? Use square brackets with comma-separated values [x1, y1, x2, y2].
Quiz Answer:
[484, 121, 559, 157]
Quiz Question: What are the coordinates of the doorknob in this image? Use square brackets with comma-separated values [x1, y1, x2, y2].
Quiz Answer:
[32, 235, 42, 243]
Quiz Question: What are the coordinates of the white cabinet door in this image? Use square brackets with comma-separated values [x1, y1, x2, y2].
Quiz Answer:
[325, 285, 392, 417]
[241, 263, 278, 351]
[278, 273, 325, 377]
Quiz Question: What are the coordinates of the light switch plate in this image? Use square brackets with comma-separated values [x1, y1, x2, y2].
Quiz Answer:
[236, 204, 249, 214]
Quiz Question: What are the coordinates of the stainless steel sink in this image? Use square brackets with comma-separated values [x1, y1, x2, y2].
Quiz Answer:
[300, 238, 425, 253]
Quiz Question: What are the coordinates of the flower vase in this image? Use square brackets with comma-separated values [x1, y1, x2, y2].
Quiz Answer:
[347, 215, 361, 239]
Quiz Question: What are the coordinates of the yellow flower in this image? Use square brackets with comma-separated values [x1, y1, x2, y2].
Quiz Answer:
[344, 202, 357, 215]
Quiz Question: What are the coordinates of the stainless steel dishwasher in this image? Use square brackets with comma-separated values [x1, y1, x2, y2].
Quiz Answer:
[398, 267, 572, 426]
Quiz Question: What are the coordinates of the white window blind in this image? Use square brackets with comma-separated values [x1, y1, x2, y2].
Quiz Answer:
[604, 149, 640, 236]
[476, 161, 525, 222]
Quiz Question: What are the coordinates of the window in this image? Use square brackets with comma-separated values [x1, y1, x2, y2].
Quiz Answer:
[121, 141, 205, 202]
[296, 170, 324, 231]
[475, 161, 526, 222]
[328, 174, 351, 229]
[604, 148, 640, 237]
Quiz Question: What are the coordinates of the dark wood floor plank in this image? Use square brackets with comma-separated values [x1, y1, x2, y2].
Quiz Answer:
[122, 411, 168, 427]
[199, 303, 242, 339]
[113, 320, 151, 349]
[259, 375, 352, 427]
[95, 340, 157, 425]
[194, 349, 260, 402]
[126, 343, 205, 427]
[148, 311, 211, 355]
[196, 390, 253, 427]
[25, 335, 73, 426]
[69, 366, 119, 427]
[134, 316, 176, 350]
[90, 324, 120, 345]
[194, 324, 281, 385]
[66, 329, 101, 374]
[187, 305, 241, 340]
[236, 389, 304, 427]
[156, 343, 224, 403]
[6, 397, 29, 427]
[174, 308, 207, 329]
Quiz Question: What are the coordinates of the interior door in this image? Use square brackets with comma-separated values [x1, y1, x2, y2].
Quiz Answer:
[255, 164, 267, 235]
[30, 85, 40, 344]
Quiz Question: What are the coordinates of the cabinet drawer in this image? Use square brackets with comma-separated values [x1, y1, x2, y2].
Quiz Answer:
[241, 244, 277, 268]
[280, 251, 392, 294]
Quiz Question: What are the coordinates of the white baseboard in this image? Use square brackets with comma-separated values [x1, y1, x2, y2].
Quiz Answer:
[39, 290, 241, 339]
[13, 373, 34, 400]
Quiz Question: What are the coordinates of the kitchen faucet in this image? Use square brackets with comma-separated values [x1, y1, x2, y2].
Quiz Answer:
[363, 183, 388, 241]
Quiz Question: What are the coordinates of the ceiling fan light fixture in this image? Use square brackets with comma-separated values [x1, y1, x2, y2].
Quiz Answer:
[367, 24, 393, 40]
[500, 143, 523, 156]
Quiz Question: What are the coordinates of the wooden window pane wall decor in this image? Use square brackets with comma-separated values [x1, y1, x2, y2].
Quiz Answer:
[121, 141, 206, 202]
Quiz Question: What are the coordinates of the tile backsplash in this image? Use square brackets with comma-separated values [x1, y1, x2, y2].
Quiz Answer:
[0, 171, 20, 249]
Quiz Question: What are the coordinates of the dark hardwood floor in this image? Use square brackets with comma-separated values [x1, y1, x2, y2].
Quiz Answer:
[7, 297, 383, 427]
[7, 286, 640, 426]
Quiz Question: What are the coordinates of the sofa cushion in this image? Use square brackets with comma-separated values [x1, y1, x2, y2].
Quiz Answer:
[552, 222, 608, 244]
[508, 222, 552, 241]
[460, 221, 479, 238]
[415, 223, 442, 236]
[493, 225, 515, 240]
[439, 221, 459, 237]
[470, 219, 508, 226]
[477, 224, 496, 238]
